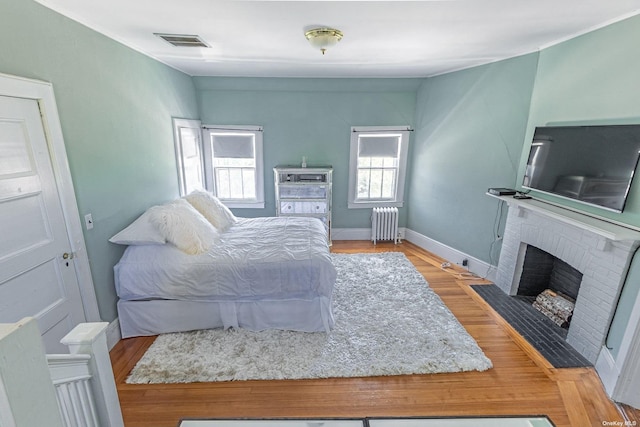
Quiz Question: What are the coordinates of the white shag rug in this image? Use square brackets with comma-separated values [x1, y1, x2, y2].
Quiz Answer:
[126, 252, 492, 384]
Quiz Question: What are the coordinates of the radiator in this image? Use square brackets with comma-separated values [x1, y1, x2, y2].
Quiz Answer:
[371, 207, 399, 244]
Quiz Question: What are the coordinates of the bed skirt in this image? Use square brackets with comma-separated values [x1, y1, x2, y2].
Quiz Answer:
[117, 297, 334, 338]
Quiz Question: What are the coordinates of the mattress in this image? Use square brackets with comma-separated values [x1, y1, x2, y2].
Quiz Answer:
[114, 216, 336, 303]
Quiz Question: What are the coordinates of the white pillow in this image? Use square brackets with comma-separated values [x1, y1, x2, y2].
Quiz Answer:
[148, 199, 219, 255]
[109, 210, 166, 245]
[184, 190, 237, 232]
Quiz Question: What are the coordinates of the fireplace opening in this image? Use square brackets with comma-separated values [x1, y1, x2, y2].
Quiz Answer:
[516, 245, 583, 329]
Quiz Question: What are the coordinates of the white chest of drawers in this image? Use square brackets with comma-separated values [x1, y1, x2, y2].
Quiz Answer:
[274, 166, 332, 242]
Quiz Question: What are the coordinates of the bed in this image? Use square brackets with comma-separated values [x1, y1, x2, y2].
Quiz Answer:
[111, 194, 336, 338]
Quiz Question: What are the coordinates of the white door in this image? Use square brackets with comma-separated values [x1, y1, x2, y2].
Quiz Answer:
[0, 95, 87, 353]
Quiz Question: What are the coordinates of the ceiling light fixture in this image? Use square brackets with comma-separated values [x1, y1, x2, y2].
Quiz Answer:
[304, 27, 343, 55]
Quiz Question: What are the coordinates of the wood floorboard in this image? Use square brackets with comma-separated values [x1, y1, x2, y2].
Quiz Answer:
[621, 404, 640, 423]
[110, 241, 627, 427]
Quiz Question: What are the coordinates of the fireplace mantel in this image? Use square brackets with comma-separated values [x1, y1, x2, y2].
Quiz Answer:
[487, 194, 640, 243]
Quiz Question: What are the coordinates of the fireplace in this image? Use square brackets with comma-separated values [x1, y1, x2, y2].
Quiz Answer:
[516, 245, 582, 329]
[494, 199, 640, 363]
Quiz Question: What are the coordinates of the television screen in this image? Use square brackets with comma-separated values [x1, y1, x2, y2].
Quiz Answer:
[522, 124, 640, 212]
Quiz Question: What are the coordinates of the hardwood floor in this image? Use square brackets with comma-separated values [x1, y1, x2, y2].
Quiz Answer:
[110, 241, 626, 427]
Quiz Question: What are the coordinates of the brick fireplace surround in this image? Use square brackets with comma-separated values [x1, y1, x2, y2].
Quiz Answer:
[493, 196, 640, 363]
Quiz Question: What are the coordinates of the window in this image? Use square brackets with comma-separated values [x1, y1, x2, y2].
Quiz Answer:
[173, 118, 204, 196]
[348, 126, 410, 208]
[173, 121, 264, 208]
[203, 125, 264, 208]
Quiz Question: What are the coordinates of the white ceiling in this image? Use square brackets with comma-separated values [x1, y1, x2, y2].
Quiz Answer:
[35, 0, 640, 78]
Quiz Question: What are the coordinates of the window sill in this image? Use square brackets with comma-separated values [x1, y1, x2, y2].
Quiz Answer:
[348, 201, 404, 209]
[221, 201, 265, 209]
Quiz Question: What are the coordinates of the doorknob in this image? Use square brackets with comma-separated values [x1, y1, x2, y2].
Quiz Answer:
[62, 252, 74, 260]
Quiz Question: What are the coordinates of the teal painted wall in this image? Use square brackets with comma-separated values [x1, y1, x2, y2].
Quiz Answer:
[194, 77, 420, 228]
[0, 0, 199, 322]
[407, 54, 539, 264]
[522, 15, 640, 359]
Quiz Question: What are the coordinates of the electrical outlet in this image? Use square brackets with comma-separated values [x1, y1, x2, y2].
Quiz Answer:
[84, 213, 94, 230]
[462, 259, 468, 267]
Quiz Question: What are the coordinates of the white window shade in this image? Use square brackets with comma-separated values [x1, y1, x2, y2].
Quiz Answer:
[358, 135, 400, 158]
[212, 134, 255, 158]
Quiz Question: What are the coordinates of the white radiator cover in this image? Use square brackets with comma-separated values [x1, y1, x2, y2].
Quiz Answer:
[371, 207, 399, 244]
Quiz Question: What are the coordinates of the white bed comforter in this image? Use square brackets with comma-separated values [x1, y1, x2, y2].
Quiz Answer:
[114, 216, 336, 302]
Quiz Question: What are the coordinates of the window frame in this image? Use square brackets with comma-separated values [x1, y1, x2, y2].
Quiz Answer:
[172, 118, 205, 197]
[347, 126, 410, 209]
[202, 125, 265, 209]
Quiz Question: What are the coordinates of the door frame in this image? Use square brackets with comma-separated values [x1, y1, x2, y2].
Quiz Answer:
[0, 72, 100, 322]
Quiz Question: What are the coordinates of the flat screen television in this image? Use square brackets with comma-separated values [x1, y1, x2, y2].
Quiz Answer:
[522, 124, 640, 213]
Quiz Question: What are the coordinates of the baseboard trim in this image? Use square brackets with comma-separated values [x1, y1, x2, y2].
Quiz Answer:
[106, 318, 122, 351]
[332, 228, 371, 241]
[404, 229, 497, 282]
[332, 227, 408, 242]
[595, 346, 619, 396]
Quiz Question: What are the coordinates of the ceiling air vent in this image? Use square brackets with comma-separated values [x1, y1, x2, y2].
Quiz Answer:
[155, 33, 210, 48]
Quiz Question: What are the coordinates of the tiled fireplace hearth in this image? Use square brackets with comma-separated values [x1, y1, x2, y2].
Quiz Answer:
[494, 197, 640, 363]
